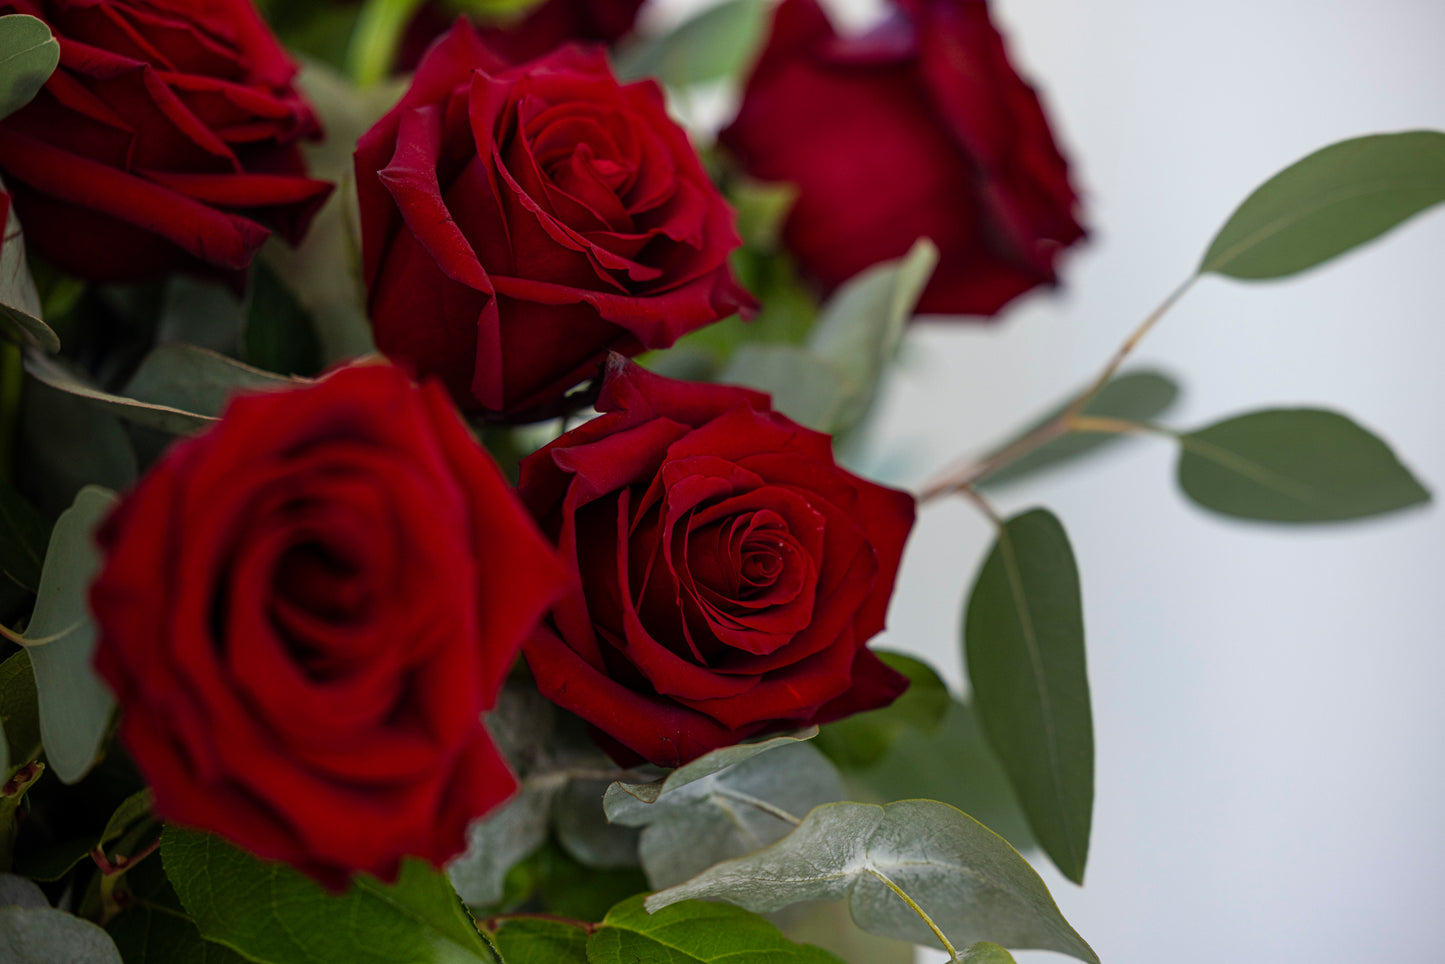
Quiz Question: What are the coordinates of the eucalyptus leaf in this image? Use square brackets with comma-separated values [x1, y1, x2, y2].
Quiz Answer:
[648, 800, 1096, 963]
[17, 378, 135, 517]
[956, 942, 1018, 964]
[1201, 130, 1445, 278]
[23, 353, 214, 435]
[163, 825, 499, 964]
[978, 370, 1181, 488]
[16, 486, 118, 785]
[773, 899, 916, 964]
[123, 343, 295, 420]
[613, 0, 766, 88]
[964, 509, 1093, 884]
[718, 344, 849, 432]
[448, 787, 554, 907]
[155, 277, 245, 353]
[0, 905, 123, 963]
[814, 652, 949, 770]
[552, 778, 640, 870]
[12, 789, 150, 883]
[0, 872, 47, 907]
[490, 918, 589, 964]
[244, 260, 321, 376]
[1177, 408, 1430, 522]
[0, 15, 58, 122]
[0, 650, 39, 781]
[590, 894, 844, 964]
[0, 472, 49, 592]
[0, 173, 54, 353]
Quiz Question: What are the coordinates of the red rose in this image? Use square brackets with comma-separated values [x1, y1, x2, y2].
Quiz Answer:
[518, 356, 915, 767]
[90, 365, 566, 886]
[399, 0, 646, 71]
[719, 0, 1085, 317]
[356, 21, 754, 422]
[0, 0, 332, 284]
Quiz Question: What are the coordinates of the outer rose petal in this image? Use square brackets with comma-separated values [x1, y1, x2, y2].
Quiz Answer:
[90, 365, 567, 885]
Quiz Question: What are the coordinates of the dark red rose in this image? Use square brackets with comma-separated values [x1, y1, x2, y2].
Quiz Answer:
[518, 356, 915, 767]
[720, 0, 1085, 317]
[90, 364, 566, 887]
[398, 0, 646, 72]
[356, 21, 754, 422]
[0, 0, 332, 284]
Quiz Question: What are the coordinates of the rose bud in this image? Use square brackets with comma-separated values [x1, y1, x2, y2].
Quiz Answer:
[720, 0, 1085, 317]
[0, 0, 333, 284]
[90, 364, 566, 888]
[355, 21, 755, 422]
[518, 355, 915, 767]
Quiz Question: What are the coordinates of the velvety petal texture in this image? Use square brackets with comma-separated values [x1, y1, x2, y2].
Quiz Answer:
[518, 356, 915, 767]
[356, 21, 754, 421]
[0, 0, 332, 283]
[90, 364, 568, 888]
[720, 0, 1085, 317]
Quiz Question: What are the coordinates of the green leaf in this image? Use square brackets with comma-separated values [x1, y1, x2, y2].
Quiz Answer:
[647, 800, 1096, 963]
[718, 344, 849, 433]
[163, 825, 500, 964]
[590, 894, 845, 964]
[23, 353, 214, 436]
[964, 509, 1093, 884]
[613, 0, 766, 88]
[0, 173, 55, 353]
[814, 652, 949, 769]
[1177, 408, 1431, 522]
[155, 277, 245, 353]
[449, 789, 554, 907]
[978, 370, 1181, 488]
[244, 260, 322, 376]
[773, 899, 916, 964]
[15, 485, 118, 785]
[345, 0, 427, 87]
[490, 918, 589, 964]
[605, 731, 842, 889]
[0, 473, 49, 592]
[0, 650, 39, 780]
[108, 902, 250, 964]
[17, 378, 136, 517]
[956, 943, 1017, 964]
[1200, 130, 1445, 278]
[839, 699, 1034, 854]
[123, 343, 295, 420]
[731, 179, 798, 252]
[0, 15, 58, 122]
[0, 905, 123, 963]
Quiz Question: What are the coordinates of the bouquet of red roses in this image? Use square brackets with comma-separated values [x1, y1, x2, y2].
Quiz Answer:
[0, 1, 1437, 962]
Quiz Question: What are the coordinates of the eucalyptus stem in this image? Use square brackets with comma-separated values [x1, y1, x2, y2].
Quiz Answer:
[346, 0, 427, 87]
[1062, 276, 1195, 420]
[1067, 414, 1179, 439]
[866, 867, 957, 959]
[714, 788, 801, 825]
[0, 340, 21, 480]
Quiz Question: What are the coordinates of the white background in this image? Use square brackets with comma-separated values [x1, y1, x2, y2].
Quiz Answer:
[850, 1, 1445, 962]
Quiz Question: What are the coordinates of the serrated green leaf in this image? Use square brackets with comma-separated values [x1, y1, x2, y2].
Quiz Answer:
[244, 260, 322, 376]
[108, 903, 250, 964]
[964, 509, 1093, 884]
[123, 343, 295, 420]
[490, 918, 589, 964]
[978, 370, 1181, 488]
[0, 15, 58, 122]
[648, 800, 1096, 962]
[591, 894, 844, 964]
[814, 652, 949, 770]
[613, 0, 766, 88]
[0, 650, 39, 780]
[0, 904, 123, 963]
[15, 485, 118, 785]
[1201, 130, 1445, 279]
[163, 825, 499, 964]
[0, 173, 54, 353]
[0, 473, 49, 593]
[1177, 408, 1430, 522]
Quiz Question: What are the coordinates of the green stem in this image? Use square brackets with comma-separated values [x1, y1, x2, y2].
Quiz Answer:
[1066, 414, 1179, 440]
[0, 340, 21, 480]
[346, 0, 427, 87]
[866, 867, 957, 959]
[713, 788, 801, 825]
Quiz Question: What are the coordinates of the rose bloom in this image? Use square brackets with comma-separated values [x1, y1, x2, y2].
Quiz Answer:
[356, 21, 754, 422]
[398, 0, 647, 71]
[90, 365, 565, 886]
[0, 0, 331, 284]
[720, 0, 1085, 317]
[518, 356, 915, 766]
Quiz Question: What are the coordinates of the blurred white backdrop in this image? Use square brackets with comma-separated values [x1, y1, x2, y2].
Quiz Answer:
[851, 1, 1445, 962]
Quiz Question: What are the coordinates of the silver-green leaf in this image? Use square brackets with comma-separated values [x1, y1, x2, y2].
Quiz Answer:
[1200, 130, 1445, 279]
[647, 799, 1096, 963]
[0, 15, 59, 122]
[0, 905, 123, 963]
[0, 172, 54, 353]
[613, 0, 766, 89]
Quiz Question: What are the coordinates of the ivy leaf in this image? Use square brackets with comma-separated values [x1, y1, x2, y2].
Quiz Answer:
[12, 485, 118, 785]
[590, 894, 845, 964]
[814, 651, 949, 770]
[490, 918, 589, 964]
[613, 0, 767, 89]
[163, 825, 500, 964]
[0, 905, 123, 963]
[0, 15, 58, 122]
[977, 370, 1181, 489]
[0, 173, 54, 353]
[964, 509, 1093, 885]
[647, 800, 1096, 963]
[604, 730, 842, 889]
[1200, 130, 1445, 279]
[1177, 408, 1430, 522]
